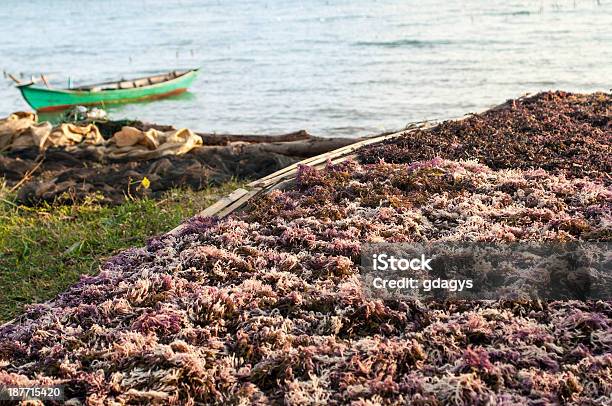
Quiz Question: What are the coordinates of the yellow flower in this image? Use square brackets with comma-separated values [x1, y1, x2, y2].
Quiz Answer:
[141, 176, 151, 189]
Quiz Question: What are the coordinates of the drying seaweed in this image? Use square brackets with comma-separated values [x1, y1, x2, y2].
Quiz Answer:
[0, 91, 610, 405]
[359, 91, 611, 184]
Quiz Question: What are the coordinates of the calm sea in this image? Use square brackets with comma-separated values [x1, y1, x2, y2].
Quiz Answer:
[0, 0, 610, 137]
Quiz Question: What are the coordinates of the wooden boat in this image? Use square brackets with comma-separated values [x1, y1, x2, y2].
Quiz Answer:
[16, 69, 199, 112]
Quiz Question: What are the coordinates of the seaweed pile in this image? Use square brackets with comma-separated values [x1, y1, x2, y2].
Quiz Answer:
[359, 91, 611, 184]
[0, 92, 610, 405]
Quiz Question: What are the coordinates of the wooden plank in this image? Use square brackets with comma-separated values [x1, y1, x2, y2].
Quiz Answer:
[196, 130, 313, 146]
[249, 140, 361, 185]
[216, 188, 262, 218]
[247, 129, 411, 188]
[168, 187, 249, 235]
[199, 188, 249, 217]
[247, 125, 426, 187]
[266, 178, 297, 193]
[257, 137, 363, 157]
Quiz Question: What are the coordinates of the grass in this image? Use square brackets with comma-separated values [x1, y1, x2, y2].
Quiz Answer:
[0, 181, 241, 323]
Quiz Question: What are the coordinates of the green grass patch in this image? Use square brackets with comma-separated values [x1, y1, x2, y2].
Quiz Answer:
[0, 182, 241, 323]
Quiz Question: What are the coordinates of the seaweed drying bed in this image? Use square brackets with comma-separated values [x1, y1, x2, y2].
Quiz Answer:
[0, 91, 610, 405]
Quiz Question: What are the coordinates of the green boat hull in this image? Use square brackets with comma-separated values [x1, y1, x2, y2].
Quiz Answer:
[18, 69, 199, 112]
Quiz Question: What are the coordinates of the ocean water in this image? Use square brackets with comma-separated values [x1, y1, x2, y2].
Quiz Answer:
[0, 0, 610, 137]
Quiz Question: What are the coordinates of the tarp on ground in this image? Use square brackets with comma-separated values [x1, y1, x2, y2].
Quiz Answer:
[106, 126, 203, 160]
[0, 112, 203, 160]
[0, 112, 38, 151]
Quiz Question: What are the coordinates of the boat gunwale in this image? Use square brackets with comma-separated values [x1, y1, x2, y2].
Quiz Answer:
[33, 88, 190, 112]
[16, 68, 200, 95]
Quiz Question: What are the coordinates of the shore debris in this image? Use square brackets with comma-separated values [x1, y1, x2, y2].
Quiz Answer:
[0, 116, 358, 205]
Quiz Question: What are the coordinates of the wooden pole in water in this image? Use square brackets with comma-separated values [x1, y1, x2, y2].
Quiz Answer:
[40, 74, 50, 88]
[7, 73, 21, 84]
